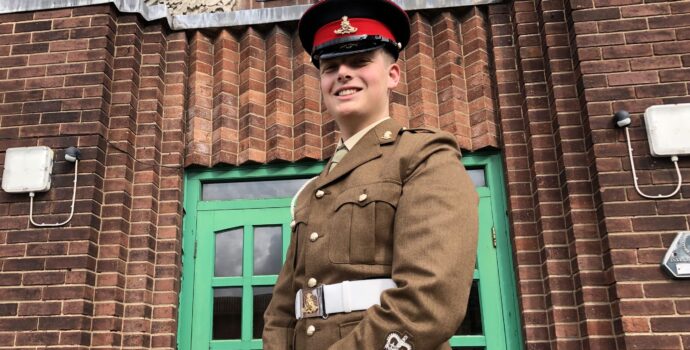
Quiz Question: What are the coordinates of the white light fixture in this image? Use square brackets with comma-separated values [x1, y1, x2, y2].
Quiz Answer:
[2, 146, 54, 193]
[645, 104, 690, 157]
[1, 146, 81, 227]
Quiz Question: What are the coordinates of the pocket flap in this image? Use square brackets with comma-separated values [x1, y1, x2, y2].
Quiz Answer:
[334, 182, 402, 210]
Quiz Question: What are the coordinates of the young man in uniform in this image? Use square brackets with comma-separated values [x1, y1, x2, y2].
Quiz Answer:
[263, 0, 479, 349]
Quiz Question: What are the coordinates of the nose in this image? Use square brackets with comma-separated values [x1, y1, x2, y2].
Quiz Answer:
[336, 64, 352, 82]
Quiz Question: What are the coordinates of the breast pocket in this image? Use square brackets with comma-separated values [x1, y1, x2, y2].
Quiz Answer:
[329, 182, 401, 265]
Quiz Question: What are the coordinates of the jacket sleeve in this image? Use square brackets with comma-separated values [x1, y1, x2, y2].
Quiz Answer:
[264, 177, 319, 348]
[329, 132, 479, 350]
[262, 227, 297, 349]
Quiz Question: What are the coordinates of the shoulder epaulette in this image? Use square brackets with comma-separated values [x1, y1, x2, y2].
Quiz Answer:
[399, 127, 437, 134]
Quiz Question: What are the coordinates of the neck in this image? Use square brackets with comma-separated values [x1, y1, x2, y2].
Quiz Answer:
[337, 110, 389, 141]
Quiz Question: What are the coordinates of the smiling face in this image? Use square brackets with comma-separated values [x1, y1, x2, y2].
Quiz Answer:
[319, 49, 400, 132]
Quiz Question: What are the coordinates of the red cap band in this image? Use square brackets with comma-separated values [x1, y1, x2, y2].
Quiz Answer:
[312, 17, 396, 51]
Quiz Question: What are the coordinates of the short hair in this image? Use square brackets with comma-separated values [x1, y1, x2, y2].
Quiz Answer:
[380, 48, 397, 65]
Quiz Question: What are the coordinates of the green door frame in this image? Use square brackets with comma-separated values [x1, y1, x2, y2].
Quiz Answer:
[178, 153, 522, 349]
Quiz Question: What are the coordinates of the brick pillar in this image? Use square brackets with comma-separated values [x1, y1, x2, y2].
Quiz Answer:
[0, 4, 117, 349]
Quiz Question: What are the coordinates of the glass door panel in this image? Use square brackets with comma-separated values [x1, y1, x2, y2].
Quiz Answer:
[252, 286, 274, 339]
[456, 281, 483, 336]
[213, 287, 242, 340]
[253, 226, 283, 275]
[215, 228, 243, 277]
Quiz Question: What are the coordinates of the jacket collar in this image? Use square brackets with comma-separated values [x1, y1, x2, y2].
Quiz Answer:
[341, 117, 390, 150]
[316, 118, 403, 189]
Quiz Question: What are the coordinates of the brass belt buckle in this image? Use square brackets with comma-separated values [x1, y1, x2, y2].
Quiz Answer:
[300, 285, 327, 319]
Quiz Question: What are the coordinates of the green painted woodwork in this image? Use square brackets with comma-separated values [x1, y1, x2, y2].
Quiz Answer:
[194, 208, 291, 349]
[180, 164, 323, 350]
[179, 156, 522, 350]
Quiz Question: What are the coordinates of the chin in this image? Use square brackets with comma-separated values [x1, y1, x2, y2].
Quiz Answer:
[332, 109, 365, 121]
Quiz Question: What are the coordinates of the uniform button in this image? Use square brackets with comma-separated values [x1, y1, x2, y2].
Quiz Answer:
[290, 220, 296, 230]
[307, 278, 317, 288]
[315, 190, 325, 198]
[358, 193, 368, 202]
[310, 232, 319, 242]
[306, 325, 316, 336]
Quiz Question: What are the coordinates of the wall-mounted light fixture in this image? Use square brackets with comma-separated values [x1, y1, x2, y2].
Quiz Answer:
[1, 146, 81, 227]
[614, 103, 688, 199]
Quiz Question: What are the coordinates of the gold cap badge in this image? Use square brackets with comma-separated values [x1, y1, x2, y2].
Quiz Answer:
[334, 16, 358, 35]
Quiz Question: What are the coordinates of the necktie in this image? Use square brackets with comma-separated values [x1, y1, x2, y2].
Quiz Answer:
[328, 144, 348, 173]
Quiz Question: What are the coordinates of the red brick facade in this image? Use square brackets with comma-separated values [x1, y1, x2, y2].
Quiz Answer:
[0, 1, 688, 349]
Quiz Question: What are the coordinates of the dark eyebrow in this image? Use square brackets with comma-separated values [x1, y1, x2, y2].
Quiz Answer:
[319, 57, 341, 68]
[319, 60, 337, 71]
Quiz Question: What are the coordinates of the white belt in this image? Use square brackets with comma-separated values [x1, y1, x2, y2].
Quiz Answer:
[295, 279, 396, 319]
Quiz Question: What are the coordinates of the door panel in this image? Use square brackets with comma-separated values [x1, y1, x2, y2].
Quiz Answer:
[192, 208, 292, 349]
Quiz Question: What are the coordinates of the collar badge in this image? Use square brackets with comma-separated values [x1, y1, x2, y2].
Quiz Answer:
[382, 131, 393, 140]
[334, 16, 358, 35]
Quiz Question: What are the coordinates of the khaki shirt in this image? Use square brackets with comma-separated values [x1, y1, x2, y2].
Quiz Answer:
[263, 118, 479, 350]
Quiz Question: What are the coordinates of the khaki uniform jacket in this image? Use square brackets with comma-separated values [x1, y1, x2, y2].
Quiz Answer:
[263, 118, 479, 350]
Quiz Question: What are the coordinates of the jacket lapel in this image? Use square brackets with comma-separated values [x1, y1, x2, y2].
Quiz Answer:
[315, 119, 402, 189]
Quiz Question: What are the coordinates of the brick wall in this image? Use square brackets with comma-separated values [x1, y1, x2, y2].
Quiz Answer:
[571, 1, 690, 349]
[182, 8, 500, 167]
[494, 0, 690, 349]
[0, 1, 688, 349]
[0, 5, 184, 348]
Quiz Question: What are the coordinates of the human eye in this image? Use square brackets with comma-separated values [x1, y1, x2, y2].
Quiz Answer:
[350, 56, 370, 67]
[320, 62, 337, 74]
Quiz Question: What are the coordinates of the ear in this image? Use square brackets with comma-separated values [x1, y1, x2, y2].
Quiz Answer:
[387, 62, 401, 89]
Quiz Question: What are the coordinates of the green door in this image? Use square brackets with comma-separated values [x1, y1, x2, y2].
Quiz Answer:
[179, 155, 522, 350]
[193, 208, 292, 349]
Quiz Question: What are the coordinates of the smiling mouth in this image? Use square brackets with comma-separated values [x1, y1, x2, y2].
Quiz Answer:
[335, 88, 361, 96]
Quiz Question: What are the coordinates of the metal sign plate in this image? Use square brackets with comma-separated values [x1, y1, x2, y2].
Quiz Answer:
[661, 231, 690, 279]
